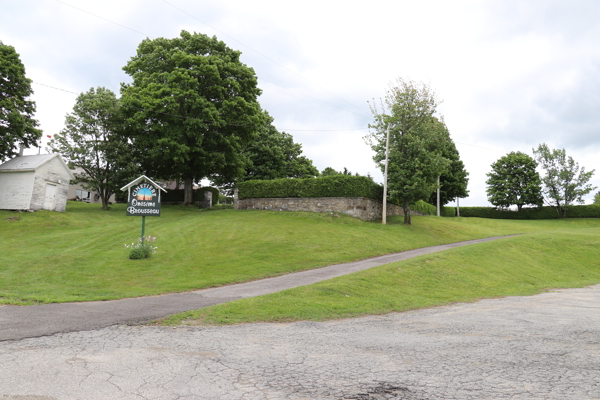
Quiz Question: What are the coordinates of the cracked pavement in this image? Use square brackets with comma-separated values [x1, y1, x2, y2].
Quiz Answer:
[1, 285, 599, 400]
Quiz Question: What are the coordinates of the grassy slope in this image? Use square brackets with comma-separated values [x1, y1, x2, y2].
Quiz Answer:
[162, 228, 600, 325]
[1, 202, 599, 304]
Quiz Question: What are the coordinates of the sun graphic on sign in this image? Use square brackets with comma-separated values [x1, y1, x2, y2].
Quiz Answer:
[136, 188, 153, 201]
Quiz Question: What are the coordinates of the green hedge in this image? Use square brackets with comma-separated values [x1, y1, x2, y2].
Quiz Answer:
[161, 187, 220, 205]
[459, 205, 600, 219]
[238, 176, 384, 200]
[410, 200, 456, 217]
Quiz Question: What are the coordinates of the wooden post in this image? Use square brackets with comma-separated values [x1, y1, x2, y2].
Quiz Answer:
[436, 175, 440, 217]
[382, 123, 390, 224]
[140, 216, 145, 243]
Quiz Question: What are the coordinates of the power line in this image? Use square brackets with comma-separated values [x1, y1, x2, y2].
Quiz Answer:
[161, 0, 371, 118]
[54, 0, 150, 38]
[31, 81, 368, 132]
[52, 0, 369, 120]
[258, 77, 367, 118]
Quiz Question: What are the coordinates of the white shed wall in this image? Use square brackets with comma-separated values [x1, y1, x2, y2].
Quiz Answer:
[30, 158, 71, 212]
[0, 172, 35, 210]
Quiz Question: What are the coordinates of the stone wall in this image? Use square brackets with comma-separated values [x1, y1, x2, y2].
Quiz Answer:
[234, 194, 420, 221]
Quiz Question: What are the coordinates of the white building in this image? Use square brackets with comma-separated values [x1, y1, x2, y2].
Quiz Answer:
[0, 154, 75, 212]
[67, 167, 116, 204]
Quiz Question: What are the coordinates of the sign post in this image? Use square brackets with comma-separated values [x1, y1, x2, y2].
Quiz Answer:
[120, 176, 167, 243]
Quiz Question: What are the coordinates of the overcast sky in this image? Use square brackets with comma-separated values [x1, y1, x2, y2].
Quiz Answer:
[2, 0, 600, 206]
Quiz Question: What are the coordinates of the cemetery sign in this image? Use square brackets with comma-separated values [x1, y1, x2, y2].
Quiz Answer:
[127, 182, 161, 216]
[120, 175, 167, 217]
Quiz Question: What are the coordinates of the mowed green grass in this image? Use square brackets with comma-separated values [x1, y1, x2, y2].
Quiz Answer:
[162, 228, 600, 325]
[1, 201, 599, 305]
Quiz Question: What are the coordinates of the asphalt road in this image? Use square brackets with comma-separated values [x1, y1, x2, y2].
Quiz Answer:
[0, 236, 516, 341]
[1, 285, 599, 399]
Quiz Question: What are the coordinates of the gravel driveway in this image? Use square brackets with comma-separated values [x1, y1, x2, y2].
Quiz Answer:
[2, 285, 599, 400]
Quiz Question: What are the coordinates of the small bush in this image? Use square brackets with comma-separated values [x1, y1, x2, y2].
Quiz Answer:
[129, 247, 148, 260]
[238, 176, 384, 200]
[125, 236, 158, 259]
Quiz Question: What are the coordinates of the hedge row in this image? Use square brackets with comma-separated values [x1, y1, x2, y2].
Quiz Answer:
[161, 187, 220, 205]
[411, 200, 456, 217]
[459, 205, 600, 219]
[238, 176, 384, 200]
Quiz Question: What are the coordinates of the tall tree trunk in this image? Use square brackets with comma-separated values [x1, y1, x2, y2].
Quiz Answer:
[101, 189, 109, 210]
[403, 197, 412, 225]
[183, 175, 194, 205]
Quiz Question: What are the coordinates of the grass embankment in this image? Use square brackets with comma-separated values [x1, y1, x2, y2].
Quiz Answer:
[163, 229, 600, 325]
[0, 202, 598, 306]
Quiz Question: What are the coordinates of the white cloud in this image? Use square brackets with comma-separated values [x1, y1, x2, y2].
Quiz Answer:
[3, 0, 599, 205]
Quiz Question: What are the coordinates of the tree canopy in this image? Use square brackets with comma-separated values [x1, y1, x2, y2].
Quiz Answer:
[366, 78, 449, 224]
[239, 112, 318, 181]
[49, 87, 139, 210]
[121, 31, 264, 204]
[533, 143, 596, 216]
[320, 167, 364, 177]
[321, 167, 339, 177]
[0, 42, 42, 162]
[485, 151, 543, 211]
[426, 117, 469, 206]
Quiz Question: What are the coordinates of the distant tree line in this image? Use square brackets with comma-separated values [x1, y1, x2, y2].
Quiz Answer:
[486, 145, 596, 217]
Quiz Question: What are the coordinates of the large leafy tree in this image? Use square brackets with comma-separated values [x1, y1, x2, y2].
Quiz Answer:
[533, 143, 596, 217]
[366, 78, 450, 224]
[485, 151, 543, 211]
[426, 117, 469, 206]
[121, 31, 265, 204]
[0, 41, 42, 162]
[241, 112, 318, 181]
[49, 87, 139, 210]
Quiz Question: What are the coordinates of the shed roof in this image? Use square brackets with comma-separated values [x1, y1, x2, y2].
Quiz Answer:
[0, 154, 75, 180]
[120, 175, 167, 192]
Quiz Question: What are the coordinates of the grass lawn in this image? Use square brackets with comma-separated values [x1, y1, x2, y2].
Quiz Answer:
[1, 201, 599, 305]
[162, 228, 600, 325]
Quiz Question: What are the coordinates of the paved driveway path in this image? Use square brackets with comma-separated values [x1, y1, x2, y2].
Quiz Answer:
[0, 236, 516, 341]
[1, 285, 599, 400]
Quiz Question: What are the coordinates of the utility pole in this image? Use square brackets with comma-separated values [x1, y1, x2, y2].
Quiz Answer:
[436, 175, 440, 217]
[382, 123, 391, 224]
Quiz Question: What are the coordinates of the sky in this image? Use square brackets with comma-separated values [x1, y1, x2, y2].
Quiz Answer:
[2, 0, 600, 206]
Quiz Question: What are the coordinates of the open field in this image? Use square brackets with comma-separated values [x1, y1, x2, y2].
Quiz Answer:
[1, 202, 599, 305]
